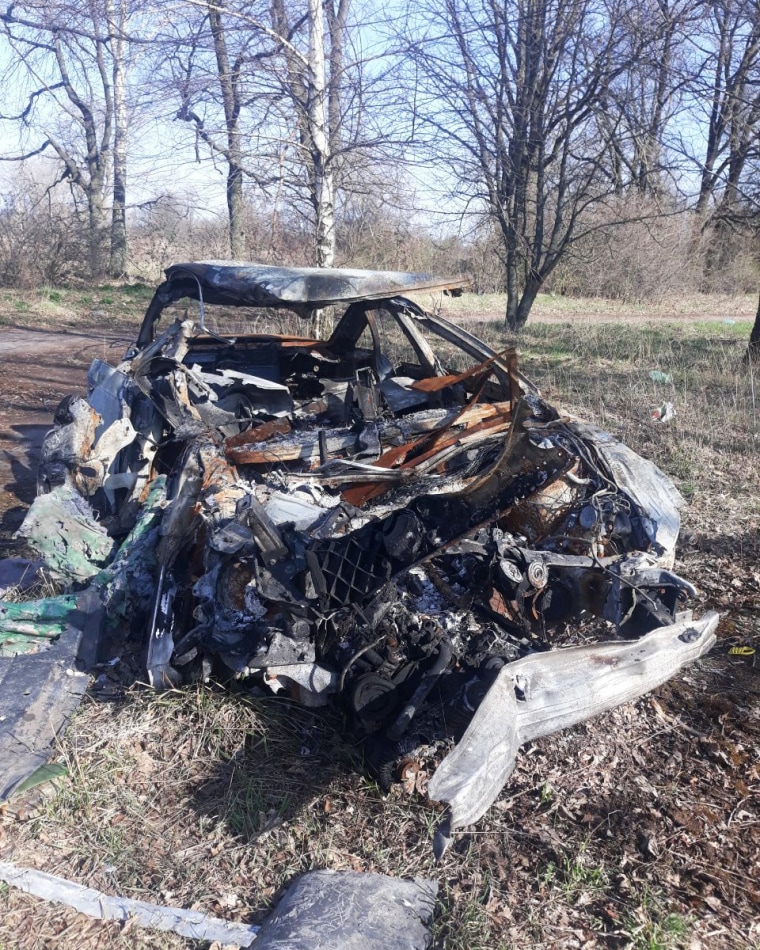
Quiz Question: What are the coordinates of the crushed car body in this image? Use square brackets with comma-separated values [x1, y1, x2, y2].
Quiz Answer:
[0, 262, 717, 835]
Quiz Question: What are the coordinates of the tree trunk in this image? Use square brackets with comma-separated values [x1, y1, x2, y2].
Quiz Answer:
[208, 1, 245, 258]
[505, 293, 519, 331]
[515, 278, 541, 330]
[108, 0, 128, 277]
[308, 0, 335, 269]
[88, 187, 108, 282]
[506, 277, 541, 332]
[505, 228, 519, 330]
[746, 290, 760, 364]
[227, 158, 245, 259]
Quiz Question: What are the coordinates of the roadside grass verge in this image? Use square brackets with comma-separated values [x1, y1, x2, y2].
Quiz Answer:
[0, 285, 756, 334]
[424, 290, 757, 323]
[461, 320, 760, 531]
[0, 284, 154, 333]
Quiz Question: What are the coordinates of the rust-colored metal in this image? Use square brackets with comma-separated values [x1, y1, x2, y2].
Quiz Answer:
[200, 450, 239, 493]
[70, 404, 105, 496]
[501, 462, 585, 544]
[225, 430, 361, 467]
[488, 587, 512, 617]
[218, 561, 255, 613]
[409, 352, 500, 394]
[192, 332, 323, 348]
[225, 418, 292, 451]
[342, 402, 513, 507]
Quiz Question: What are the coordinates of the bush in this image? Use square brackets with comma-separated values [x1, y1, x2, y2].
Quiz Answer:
[0, 169, 89, 287]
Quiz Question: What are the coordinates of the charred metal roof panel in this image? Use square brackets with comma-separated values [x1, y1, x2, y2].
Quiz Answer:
[163, 262, 470, 308]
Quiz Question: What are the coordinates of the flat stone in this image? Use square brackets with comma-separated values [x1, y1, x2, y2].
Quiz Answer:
[254, 869, 438, 950]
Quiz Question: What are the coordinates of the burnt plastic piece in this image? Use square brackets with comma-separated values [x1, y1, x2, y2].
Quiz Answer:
[387, 639, 453, 740]
[253, 869, 438, 950]
[239, 496, 289, 565]
[350, 674, 400, 726]
[0, 589, 102, 801]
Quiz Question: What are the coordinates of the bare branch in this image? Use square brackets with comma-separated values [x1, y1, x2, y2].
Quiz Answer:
[0, 138, 51, 160]
[0, 83, 65, 122]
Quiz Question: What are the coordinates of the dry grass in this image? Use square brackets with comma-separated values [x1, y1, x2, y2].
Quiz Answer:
[1, 315, 759, 949]
[0, 284, 756, 336]
[0, 284, 153, 334]
[427, 290, 758, 323]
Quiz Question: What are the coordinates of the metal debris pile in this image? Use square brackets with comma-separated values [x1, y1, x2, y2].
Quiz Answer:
[0, 264, 717, 834]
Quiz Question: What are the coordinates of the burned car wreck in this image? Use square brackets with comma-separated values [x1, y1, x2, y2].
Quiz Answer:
[0, 263, 717, 844]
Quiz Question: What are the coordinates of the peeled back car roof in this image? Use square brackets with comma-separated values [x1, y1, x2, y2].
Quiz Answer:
[160, 262, 469, 307]
[136, 262, 471, 348]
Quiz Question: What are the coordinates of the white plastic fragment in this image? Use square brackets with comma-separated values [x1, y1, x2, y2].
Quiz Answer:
[651, 401, 675, 424]
[428, 611, 720, 835]
[0, 862, 259, 947]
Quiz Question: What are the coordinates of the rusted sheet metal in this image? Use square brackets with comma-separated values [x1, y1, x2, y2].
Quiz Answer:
[226, 427, 374, 467]
[341, 403, 514, 507]
[225, 418, 292, 451]
[501, 461, 585, 544]
[409, 348, 514, 394]
[0, 263, 713, 843]
[36, 398, 100, 496]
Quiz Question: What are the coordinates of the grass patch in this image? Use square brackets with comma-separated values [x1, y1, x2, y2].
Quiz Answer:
[451, 319, 760, 510]
[541, 845, 610, 900]
[434, 290, 757, 322]
[623, 892, 693, 950]
[0, 283, 154, 334]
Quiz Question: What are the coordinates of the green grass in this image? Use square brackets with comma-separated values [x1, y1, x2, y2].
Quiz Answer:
[623, 890, 693, 950]
[433, 289, 757, 321]
[541, 841, 610, 900]
[450, 318, 760, 506]
[0, 282, 155, 333]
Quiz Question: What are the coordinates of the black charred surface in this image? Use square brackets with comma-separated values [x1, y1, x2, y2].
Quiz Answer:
[10, 264, 694, 790]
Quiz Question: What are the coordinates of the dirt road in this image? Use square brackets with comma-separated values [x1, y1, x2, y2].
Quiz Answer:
[0, 330, 123, 549]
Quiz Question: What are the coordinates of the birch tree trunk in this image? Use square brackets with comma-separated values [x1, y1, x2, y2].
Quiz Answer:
[107, 0, 129, 277]
[308, 0, 335, 269]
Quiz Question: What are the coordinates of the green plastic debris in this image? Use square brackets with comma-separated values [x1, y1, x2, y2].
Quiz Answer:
[16, 487, 116, 582]
[0, 594, 79, 655]
[12, 763, 68, 798]
[0, 477, 168, 657]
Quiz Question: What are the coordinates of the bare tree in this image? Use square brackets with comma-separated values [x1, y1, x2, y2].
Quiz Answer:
[0, 0, 151, 279]
[168, 0, 342, 263]
[165, 0, 396, 269]
[601, 0, 697, 197]
[169, 0, 270, 257]
[105, 0, 130, 275]
[405, 0, 651, 329]
[691, 0, 760, 219]
[268, 0, 345, 266]
[306, 0, 334, 265]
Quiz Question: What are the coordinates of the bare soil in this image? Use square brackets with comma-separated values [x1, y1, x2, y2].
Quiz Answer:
[0, 331, 122, 547]
[0, 323, 758, 950]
